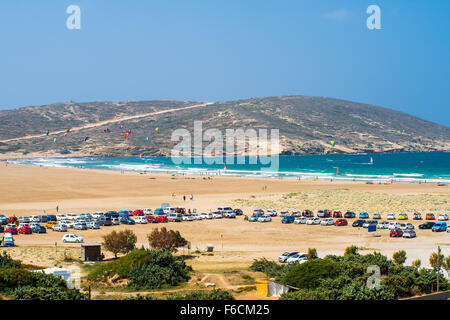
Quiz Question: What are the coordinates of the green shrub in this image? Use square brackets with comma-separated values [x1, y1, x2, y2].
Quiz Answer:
[166, 289, 234, 300]
[281, 258, 339, 289]
[13, 286, 87, 300]
[0, 252, 22, 269]
[249, 258, 294, 280]
[125, 294, 159, 300]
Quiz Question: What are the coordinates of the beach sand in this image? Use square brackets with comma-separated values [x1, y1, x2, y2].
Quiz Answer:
[0, 163, 449, 282]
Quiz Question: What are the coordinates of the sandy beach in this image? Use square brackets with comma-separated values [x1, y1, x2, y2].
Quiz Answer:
[0, 162, 448, 273]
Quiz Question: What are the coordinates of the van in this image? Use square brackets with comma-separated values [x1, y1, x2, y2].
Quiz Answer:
[167, 213, 182, 222]
[2, 233, 14, 247]
[432, 222, 447, 232]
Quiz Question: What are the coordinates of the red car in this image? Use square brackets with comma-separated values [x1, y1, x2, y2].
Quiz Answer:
[6, 226, 18, 235]
[175, 208, 186, 214]
[302, 210, 314, 217]
[334, 219, 348, 226]
[390, 228, 403, 237]
[157, 216, 168, 223]
[7, 216, 17, 224]
[133, 210, 144, 216]
[18, 225, 32, 234]
[332, 211, 342, 218]
[146, 215, 159, 223]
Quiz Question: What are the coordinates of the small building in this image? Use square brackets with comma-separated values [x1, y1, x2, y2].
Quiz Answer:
[81, 242, 102, 262]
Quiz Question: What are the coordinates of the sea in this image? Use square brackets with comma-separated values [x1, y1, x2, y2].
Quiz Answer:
[7, 152, 450, 183]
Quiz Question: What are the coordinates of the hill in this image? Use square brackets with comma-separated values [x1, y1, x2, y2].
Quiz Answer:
[0, 95, 449, 158]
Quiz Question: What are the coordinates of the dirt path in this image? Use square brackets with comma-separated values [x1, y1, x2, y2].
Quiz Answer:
[0, 102, 214, 143]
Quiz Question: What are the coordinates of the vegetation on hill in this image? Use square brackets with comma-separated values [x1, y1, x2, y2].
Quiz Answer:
[1, 96, 449, 157]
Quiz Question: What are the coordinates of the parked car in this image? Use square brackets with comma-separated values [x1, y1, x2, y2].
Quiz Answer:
[302, 210, 314, 217]
[437, 214, 449, 221]
[334, 219, 348, 226]
[47, 215, 57, 222]
[281, 215, 295, 224]
[167, 213, 182, 222]
[413, 213, 423, 220]
[157, 215, 168, 223]
[266, 209, 277, 217]
[352, 220, 366, 227]
[18, 225, 32, 234]
[332, 211, 342, 218]
[200, 213, 214, 219]
[363, 220, 378, 228]
[286, 253, 308, 264]
[111, 218, 120, 225]
[60, 220, 74, 228]
[425, 213, 435, 220]
[372, 213, 381, 219]
[92, 212, 103, 219]
[0, 225, 4, 232]
[279, 211, 290, 217]
[317, 209, 331, 218]
[419, 222, 435, 229]
[432, 222, 447, 232]
[87, 221, 100, 229]
[258, 215, 272, 222]
[97, 216, 112, 226]
[292, 211, 302, 217]
[253, 209, 265, 216]
[62, 234, 83, 243]
[46, 221, 57, 229]
[73, 222, 87, 230]
[143, 208, 153, 215]
[320, 218, 334, 226]
[56, 214, 67, 221]
[398, 213, 408, 220]
[390, 228, 403, 237]
[2, 233, 14, 246]
[389, 222, 401, 230]
[377, 221, 389, 229]
[154, 208, 165, 215]
[386, 213, 396, 220]
[105, 211, 119, 218]
[233, 209, 243, 215]
[344, 211, 355, 219]
[359, 212, 369, 219]
[403, 230, 416, 238]
[306, 217, 321, 225]
[30, 224, 46, 233]
[212, 212, 223, 219]
[278, 251, 299, 263]
[53, 224, 68, 232]
[18, 216, 30, 223]
[405, 223, 415, 230]
[133, 210, 144, 216]
[249, 214, 262, 222]
[7, 216, 18, 224]
[5, 225, 18, 235]
[66, 213, 78, 220]
[134, 216, 148, 224]
[146, 215, 159, 223]
[224, 212, 236, 219]
[0, 216, 8, 225]
[118, 210, 132, 217]
[120, 217, 136, 225]
[29, 215, 40, 223]
[182, 215, 194, 222]
[294, 217, 307, 224]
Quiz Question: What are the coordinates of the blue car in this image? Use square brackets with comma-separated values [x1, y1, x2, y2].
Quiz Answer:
[359, 212, 369, 219]
[281, 215, 295, 224]
[249, 214, 262, 222]
[38, 215, 48, 222]
[47, 215, 57, 222]
[119, 210, 132, 217]
[432, 222, 447, 232]
[120, 217, 135, 225]
[154, 208, 165, 215]
[0, 215, 8, 225]
[105, 211, 119, 218]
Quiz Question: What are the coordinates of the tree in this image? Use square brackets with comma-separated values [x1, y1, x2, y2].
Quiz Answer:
[393, 250, 407, 265]
[429, 250, 444, 271]
[306, 248, 318, 260]
[102, 230, 137, 258]
[147, 227, 187, 253]
[281, 259, 340, 289]
[443, 256, 450, 273]
[344, 245, 359, 256]
[411, 259, 421, 269]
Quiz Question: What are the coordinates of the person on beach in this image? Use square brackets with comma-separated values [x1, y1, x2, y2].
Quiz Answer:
[183, 195, 186, 201]
[190, 194, 194, 200]
[56, 205, 59, 212]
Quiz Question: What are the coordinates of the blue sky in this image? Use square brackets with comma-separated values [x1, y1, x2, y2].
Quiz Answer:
[0, 1, 449, 126]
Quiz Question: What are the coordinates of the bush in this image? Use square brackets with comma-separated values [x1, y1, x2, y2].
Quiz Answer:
[393, 250, 407, 265]
[344, 245, 359, 256]
[102, 230, 137, 258]
[13, 286, 87, 300]
[147, 227, 187, 253]
[306, 248, 318, 260]
[248, 258, 294, 280]
[281, 259, 340, 289]
[0, 252, 22, 269]
[166, 289, 234, 300]
[127, 250, 190, 290]
[125, 294, 158, 300]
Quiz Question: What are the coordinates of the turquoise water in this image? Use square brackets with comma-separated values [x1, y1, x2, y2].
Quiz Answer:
[8, 152, 450, 183]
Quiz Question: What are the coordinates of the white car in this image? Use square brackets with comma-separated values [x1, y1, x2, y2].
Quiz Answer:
[56, 214, 66, 221]
[143, 208, 153, 215]
[192, 214, 203, 220]
[224, 212, 236, 218]
[438, 214, 449, 221]
[62, 233, 83, 243]
[53, 224, 68, 232]
[92, 212, 103, 219]
[320, 218, 334, 226]
[306, 217, 321, 225]
[112, 218, 120, 225]
[201, 213, 214, 219]
[163, 207, 175, 214]
[258, 215, 272, 222]
[447, 226, 450, 233]
[60, 220, 74, 228]
[87, 221, 100, 229]
[182, 215, 194, 221]
[405, 223, 415, 230]
[294, 217, 307, 224]
[212, 212, 223, 219]
[286, 253, 308, 264]
[292, 211, 302, 217]
[253, 209, 265, 216]
[66, 213, 78, 220]
[387, 213, 396, 220]
[279, 211, 290, 217]
[278, 251, 299, 263]
[18, 216, 30, 223]
[29, 215, 40, 222]
[266, 209, 277, 217]
[389, 222, 401, 230]
[403, 230, 416, 238]
[135, 217, 148, 224]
